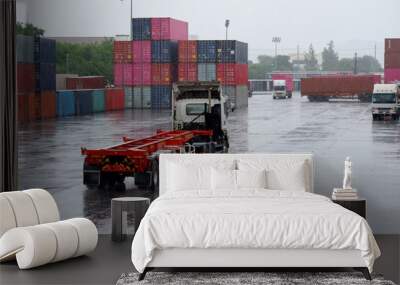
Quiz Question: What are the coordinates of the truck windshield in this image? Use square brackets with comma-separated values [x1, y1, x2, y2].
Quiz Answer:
[274, 86, 285, 91]
[186, 104, 207, 115]
[372, 93, 396, 104]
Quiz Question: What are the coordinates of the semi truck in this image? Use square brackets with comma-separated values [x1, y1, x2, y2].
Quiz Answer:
[81, 81, 229, 192]
[371, 84, 400, 121]
[301, 75, 380, 102]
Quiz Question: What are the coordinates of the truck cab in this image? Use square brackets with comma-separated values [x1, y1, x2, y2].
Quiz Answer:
[372, 84, 400, 121]
[172, 81, 229, 152]
[272, 80, 291, 99]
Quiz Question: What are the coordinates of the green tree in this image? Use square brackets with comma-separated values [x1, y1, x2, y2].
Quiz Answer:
[304, 44, 319, 71]
[275, 55, 292, 71]
[248, 55, 275, 79]
[322, 41, 339, 71]
[357, 55, 382, 73]
[16, 22, 44, 36]
[338, 58, 354, 72]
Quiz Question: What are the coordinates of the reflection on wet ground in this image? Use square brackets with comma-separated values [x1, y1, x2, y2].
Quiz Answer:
[18, 92, 400, 235]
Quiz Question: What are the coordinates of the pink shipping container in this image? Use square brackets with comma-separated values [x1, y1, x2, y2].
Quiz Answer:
[384, 68, 400, 83]
[271, 73, 294, 92]
[132, 41, 151, 63]
[133, 63, 152, 86]
[151, 17, 188, 41]
[114, 64, 133, 86]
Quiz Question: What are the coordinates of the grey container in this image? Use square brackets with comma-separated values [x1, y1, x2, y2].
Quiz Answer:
[223, 85, 248, 109]
[198, 63, 216, 81]
[17, 35, 34, 63]
[133, 86, 151, 109]
[124, 87, 133, 109]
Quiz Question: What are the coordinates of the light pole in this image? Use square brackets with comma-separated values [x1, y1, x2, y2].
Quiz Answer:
[224, 19, 230, 104]
[272, 36, 281, 71]
[121, 0, 133, 40]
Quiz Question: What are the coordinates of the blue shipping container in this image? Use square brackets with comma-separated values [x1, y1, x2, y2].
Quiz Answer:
[34, 37, 56, 63]
[75, 90, 93, 115]
[57, 90, 75, 117]
[35, 63, 56, 91]
[17, 35, 34, 63]
[132, 18, 151, 40]
[92, 89, 105, 112]
[151, 40, 178, 63]
[216, 40, 248, 64]
[197, 40, 216, 63]
[151, 86, 171, 109]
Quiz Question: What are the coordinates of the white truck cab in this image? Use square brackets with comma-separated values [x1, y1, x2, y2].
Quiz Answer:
[272, 80, 288, 99]
[372, 84, 400, 121]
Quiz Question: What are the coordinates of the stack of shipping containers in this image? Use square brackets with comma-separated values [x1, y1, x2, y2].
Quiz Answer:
[177, 40, 249, 108]
[384, 38, 400, 83]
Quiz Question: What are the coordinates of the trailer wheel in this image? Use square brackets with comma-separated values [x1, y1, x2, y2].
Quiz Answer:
[151, 160, 159, 198]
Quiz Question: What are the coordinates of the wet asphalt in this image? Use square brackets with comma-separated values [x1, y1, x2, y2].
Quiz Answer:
[18, 92, 400, 234]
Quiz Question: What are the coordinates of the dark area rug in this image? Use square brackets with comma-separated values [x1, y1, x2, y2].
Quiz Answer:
[116, 272, 396, 285]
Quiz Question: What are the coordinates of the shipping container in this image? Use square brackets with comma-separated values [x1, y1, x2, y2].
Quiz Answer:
[16, 35, 34, 63]
[198, 63, 216, 81]
[223, 85, 248, 109]
[35, 63, 56, 91]
[151, 63, 176, 85]
[113, 41, 132, 63]
[105, 88, 125, 111]
[132, 41, 151, 63]
[18, 93, 36, 123]
[384, 68, 400, 83]
[384, 51, 400, 69]
[385, 38, 400, 53]
[197, 40, 217, 63]
[17, 63, 35, 93]
[151, 86, 172, 109]
[56, 74, 78, 90]
[56, 90, 75, 117]
[178, 40, 197, 62]
[92, 89, 105, 113]
[178, 63, 197, 82]
[216, 40, 248, 64]
[114, 64, 133, 86]
[39, 91, 57, 119]
[124, 87, 133, 109]
[66, 76, 105, 90]
[132, 18, 151, 40]
[133, 86, 151, 109]
[151, 17, 188, 40]
[151, 40, 178, 63]
[133, 63, 152, 86]
[216, 63, 248, 85]
[34, 37, 56, 63]
[75, 90, 93, 115]
[271, 73, 294, 92]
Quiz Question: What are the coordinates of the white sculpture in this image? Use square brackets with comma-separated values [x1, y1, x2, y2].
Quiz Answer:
[342, 157, 352, 190]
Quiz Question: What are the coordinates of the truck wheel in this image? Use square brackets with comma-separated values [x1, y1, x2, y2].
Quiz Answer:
[372, 114, 377, 121]
[151, 160, 159, 197]
[83, 164, 101, 187]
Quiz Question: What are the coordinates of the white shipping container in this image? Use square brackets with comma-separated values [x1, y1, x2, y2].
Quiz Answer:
[133, 87, 151, 109]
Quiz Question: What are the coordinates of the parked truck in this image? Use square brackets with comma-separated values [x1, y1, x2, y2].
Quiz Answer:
[371, 84, 400, 121]
[301, 75, 381, 102]
[81, 81, 229, 192]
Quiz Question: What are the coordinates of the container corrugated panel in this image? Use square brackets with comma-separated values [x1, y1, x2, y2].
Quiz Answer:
[132, 63, 152, 86]
[197, 40, 216, 63]
[132, 18, 151, 40]
[151, 18, 188, 40]
[35, 63, 56, 91]
[18, 93, 36, 123]
[217, 63, 248, 85]
[105, 88, 125, 111]
[114, 64, 133, 86]
[385, 38, 400, 53]
[151, 86, 172, 109]
[17, 63, 35, 93]
[124, 87, 133, 109]
[222, 85, 249, 109]
[178, 63, 197, 81]
[384, 68, 400, 83]
[39, 90, 57, 119]
[271, 73, 294, 92]
[152, 63, 176, 85]
[56, 90, 75, 117]
[92, 89, 105, 112]
[178, 40, 197, 62]
[198, 63, 216, 81]
[34, 37, 56, 63]
[66, 76, 105, 90]
[216, 40, 248, 64]
[132, 41, 151, 63]
[75, 90, 93, 115]
[384, 51, 400, 69]
[133, 86, 151, 109]
[56, 74, 78, 90]
[17, 35, 34, 63]
[113, 41, 132, 63]
[151, 40, 178, 63]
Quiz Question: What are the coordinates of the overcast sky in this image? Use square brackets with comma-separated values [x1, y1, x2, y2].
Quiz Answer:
[17, 0, 399, 63]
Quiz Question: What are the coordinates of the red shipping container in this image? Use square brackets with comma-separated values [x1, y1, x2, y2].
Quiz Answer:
[17, 63, 35, 93]
[38, 90, 57, 119]
[217, 64, 248, 85]
[66, 76, 105, 89]
[178, 63, 197, 81]
[384, 68, 400, 83]
[385, 51, 400, 69]
[18, 93, 36, 123]
[132, 41, 151, 63]
[385, 38, 400, 53]
[151, 17, 188, 41]
[178, 41, 197, 62]
[105, 88, 125, 111]
[271, 73, 294, 92]
[113, 41, 132, 63]
[152, 63, 175, 85]
[132, 63, 152, 86]
[114, 64, 133, 86]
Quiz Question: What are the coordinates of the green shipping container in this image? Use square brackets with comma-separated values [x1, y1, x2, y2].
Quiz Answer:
[124, 87, 133, 109]
[92, 89, 105, 112]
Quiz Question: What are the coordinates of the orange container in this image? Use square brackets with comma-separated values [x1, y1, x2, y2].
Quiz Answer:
[105, 88, 125, 111]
